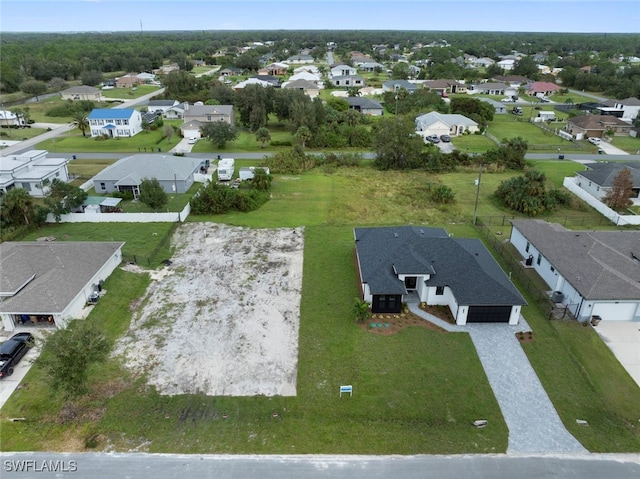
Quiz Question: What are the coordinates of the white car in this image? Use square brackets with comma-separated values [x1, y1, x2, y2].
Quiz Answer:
[187, 137, 198, 144]
[588, 137, 601, 145]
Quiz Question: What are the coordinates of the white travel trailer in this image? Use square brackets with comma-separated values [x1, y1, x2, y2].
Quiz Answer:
[217, 158, 235, 181]
[239, 166, 270, 181]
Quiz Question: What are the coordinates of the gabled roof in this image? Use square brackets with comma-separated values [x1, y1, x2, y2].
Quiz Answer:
[577, 162, 640, 188]
[148, 100, 178, 107]
[479, 98, 507, 108]
[93, 154, 202, 184]
[524, 81, 561, 93]
[0, 242, 124, 314]
[88, 108, 136, 120]
[346, 97, 383, 110]
[616, 97, 640, 106]
[568, 114, 630, 129]
[383, 79, 418, 91]
[511, 220, 640, 300]
[184, 104, 233, 117]
[355, 226, 526, 306]
[470, 82, 510, 90]
[282, 79, 319, 90]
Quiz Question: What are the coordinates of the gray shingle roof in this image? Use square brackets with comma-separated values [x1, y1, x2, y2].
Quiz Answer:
[355, 226, 526, 306]
[577, 162, 640, 188]
[0, 242, 123, 314]
[93, 154, 201, 184]
[346, 97, 383, 110]
[511, 220, 640, 300]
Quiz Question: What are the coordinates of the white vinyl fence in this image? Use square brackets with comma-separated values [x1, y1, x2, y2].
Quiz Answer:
[46, 202, 191, 223]
[563, 177, 640, 226]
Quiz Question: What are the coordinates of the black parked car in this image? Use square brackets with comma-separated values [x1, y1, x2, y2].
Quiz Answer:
[439, 134, 451, 142]
[0, 333, 34, 379]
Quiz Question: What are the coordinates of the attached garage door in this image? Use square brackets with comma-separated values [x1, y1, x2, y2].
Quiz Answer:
[467, 305, 511, 323]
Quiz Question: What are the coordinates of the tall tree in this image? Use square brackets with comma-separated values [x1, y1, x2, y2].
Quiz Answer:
[20, 79, 47, 100]
[372, 116, 424, 170]
[294, 126, 312, 148]
[255, 127, 271, 148]
[200, 121, 238, 149]
[44, 178, 88, 221]
[603, 167, 633, 210]
[250, 167, 272, 191]
[0, 188, 36, 228]
[71, 111, 90, 137]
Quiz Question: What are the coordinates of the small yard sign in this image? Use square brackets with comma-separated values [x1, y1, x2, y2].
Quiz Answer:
[339, 385, 353, 397]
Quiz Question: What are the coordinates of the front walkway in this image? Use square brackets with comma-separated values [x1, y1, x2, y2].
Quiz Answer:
[408, 304, 587, 454]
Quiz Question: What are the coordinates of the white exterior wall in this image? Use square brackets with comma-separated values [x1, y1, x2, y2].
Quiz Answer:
[564, 177, 640, 226]
[591, 301, 640, 322]
[456, 305, 468, 325]
[362, 283, 372, 304]
[574, 173, 605, 200]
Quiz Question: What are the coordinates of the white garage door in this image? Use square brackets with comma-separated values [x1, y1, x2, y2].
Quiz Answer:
[592, 302, 638, 321]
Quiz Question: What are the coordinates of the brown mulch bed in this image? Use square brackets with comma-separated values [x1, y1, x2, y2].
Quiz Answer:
[357, 309, 448, 335]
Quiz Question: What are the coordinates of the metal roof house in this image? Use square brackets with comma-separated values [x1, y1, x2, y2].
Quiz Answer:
[510, 219, 640, 322]
[92, 154, 202, 198]
[354, 226, 526, 324]
[87, 108, 143, 138]
[0, 241, 124, 331]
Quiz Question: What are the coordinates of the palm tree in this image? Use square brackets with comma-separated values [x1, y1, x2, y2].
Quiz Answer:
[295, 126, 312, 149]
[1, 188, 35, 227]
[250, 168, 272, 191]
[255, 127, 271, 149]
[71, 112, 90, 137]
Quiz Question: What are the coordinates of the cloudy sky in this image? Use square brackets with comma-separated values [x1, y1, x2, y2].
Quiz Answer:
[2, 0, 638, 33]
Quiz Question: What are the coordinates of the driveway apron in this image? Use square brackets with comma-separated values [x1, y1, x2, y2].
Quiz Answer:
[408, 305, 587, 454]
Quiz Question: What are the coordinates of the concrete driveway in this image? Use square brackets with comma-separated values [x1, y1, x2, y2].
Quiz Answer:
[592, 321, 640, 388]
[598, 140, 629, 155]
[0, 331, 43, 410]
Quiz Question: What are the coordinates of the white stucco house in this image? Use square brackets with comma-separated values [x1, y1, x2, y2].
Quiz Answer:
[510, 219, 640, 322]
[87, 108, 143, 138]
[0, 150, 70, 197]
[355, 226, 526, 325]
[573, 162, 640, 205]
[415, 112, 479, 138]
[0, 241, 124, 331]
[330, 64, 357, 77]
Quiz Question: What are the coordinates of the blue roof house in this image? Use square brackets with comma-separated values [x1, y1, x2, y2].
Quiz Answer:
[87, 108, 143, 138]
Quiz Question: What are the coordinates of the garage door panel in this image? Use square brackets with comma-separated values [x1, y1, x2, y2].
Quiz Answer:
[592, 302, 637, 321]
[468, 306, 511, 323]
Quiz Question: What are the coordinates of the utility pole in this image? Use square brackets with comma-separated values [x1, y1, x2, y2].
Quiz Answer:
[473, 163, 483, 226]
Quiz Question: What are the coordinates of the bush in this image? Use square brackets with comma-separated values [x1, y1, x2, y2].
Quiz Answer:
[190, 183, 269, 215]
[270, 140, 292, 147]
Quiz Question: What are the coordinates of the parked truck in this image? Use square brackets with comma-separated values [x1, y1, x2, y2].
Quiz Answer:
[217, 158, 235, 181]
[239, 166, 270, 181]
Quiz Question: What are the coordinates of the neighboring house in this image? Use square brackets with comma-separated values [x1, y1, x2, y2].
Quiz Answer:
[165, 102, 187, 120]
[87, 108, 143, 138]
[470, 57, 495, 68]
[346, 97, 384, 116]
[115, 73, 144, 88]
[183, 104, 234, 125]
[0, 150, 69, 197]
[0, 110, 25, 127]
[497, 59, 515, 70]
[281, 79, 320, 98]
[330, 64, 357, 77]
[523, 81, 561, 97]
[479, 97, 507, 114]
[423, 79, 467, 95]
[60, 85, 101, 101]
[573, 162, 640, 203]
[0, 241, 124, 331]
[493, 75, 529, 87]
[285, 54, 314, 64]
[330, 75, 365, 87]
[147, 99, 180, 115]
[382, 79, 419, 94]
[564, 114, 632, 140]
[141, 111, 160, 125]
[354, 226, 526, 324]
[263, 62, 289, 76]
[252, 75, 281, 87]
[233, 78, 274, 90]
[92, 154, 202, 197]
[415, 112, 479, 138]
[136, 72, 157, 83]
[467, 82, 515, 96]
[288, 71, 322, 84]
[598, 97, 640, 120]
[153, 63, 180, 75]
[358, 61, 384, 72]
[219, 67, 244, 77]
[180, 120, 205, 140]
[510, 219, 640, 322]
[293, 65, 320, 75]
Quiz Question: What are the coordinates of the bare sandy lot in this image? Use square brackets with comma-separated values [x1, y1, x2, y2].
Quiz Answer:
[117, 223, 304, 397]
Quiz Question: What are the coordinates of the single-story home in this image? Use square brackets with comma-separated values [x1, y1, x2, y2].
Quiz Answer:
[87, 108, 143, 138]
[573, 162, 640, 203]
[0, 241, 124, 331]
[147, 99, 180, 115]
[493, 75, 529, 87]
[523, 81, 561, 97]
[0, 150, 70, 197]
[358, 61, 385, 72]
[330, 65, 357, 77]
[165, 103, 187, 120]
[415, 112, 479, 138]
[183, 104, 234, 125]
[180, 120, 205, 140]
[281, 79, 320, 98]
[422, 79, 467, 95]
[288, 71, 322, 84]
[92, 154, 202, 198]
[497, 59, 515, 71]
[219, 67, 244, 77]
[564, 114, 632, 140]
[0, 110, 25, 127]
[346, 97, 384, 116]
[510, 219, 640, 322]
[233, 78, 274, 90]
[382, 79, 419, 94]
[355, 226, 526, 324]
[467, 82, 516, 96]
[262, 62, 289, 76]
[285, 54, 314, 64]
[60, 85, 102, 101]
[479, 97, 507, 114]
[115, 73, 144, 88]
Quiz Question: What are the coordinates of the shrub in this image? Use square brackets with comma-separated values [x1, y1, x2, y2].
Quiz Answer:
[190, 183, 269, 215]
[270, 140, 292, 147]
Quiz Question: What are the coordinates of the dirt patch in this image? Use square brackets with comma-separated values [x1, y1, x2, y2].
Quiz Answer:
[116, 223, 304, 397]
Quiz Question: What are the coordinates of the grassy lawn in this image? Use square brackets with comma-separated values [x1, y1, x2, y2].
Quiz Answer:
[451, 134, 497, 152]
[610, 135, 640, 154]
[191, 124, 296, 154]
[1, 163, 638, 453]
[99, 85, 161, 99]
[67, 158, 118, 179]
[0, 127, 48, 141]
[36, 129, 177, 153]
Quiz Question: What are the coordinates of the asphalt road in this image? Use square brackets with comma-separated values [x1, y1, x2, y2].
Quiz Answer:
[1, 452, 639, 478]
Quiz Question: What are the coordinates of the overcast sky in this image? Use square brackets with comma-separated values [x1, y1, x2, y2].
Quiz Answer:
[2, 0, 639, 33]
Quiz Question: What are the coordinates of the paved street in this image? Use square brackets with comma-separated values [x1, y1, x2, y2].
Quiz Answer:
[0, 452, 639, 479]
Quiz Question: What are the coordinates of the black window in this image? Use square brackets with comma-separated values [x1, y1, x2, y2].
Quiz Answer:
[525, 241, 530, 253]
[436, 286, 445, 296]
[404, 277, 417, 289]
[537, 253, 542, 265]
